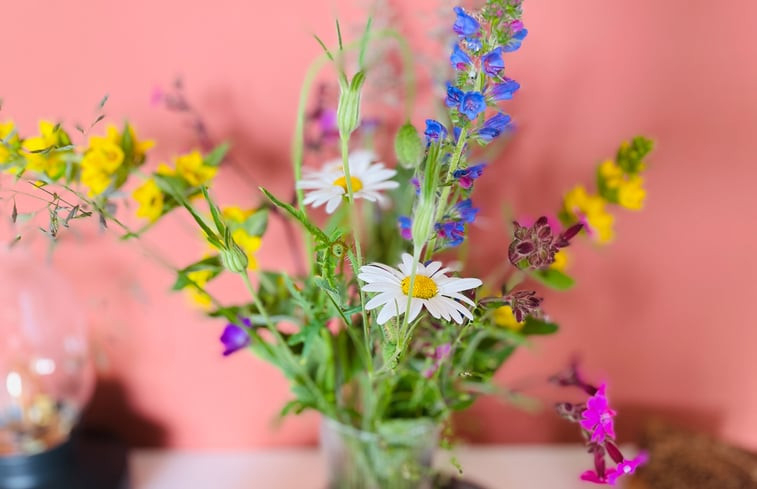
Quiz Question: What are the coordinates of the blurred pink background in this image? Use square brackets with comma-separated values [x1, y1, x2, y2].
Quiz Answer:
[1, 0, 756, 449]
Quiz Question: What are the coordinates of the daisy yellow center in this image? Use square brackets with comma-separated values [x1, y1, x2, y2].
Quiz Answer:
[333, 175, 363, 193]
[400, 275, 438, 299]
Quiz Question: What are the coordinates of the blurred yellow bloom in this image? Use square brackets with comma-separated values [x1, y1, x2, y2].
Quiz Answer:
[22, 121, 67, 178]
[599, 159, 624, 189]
[550, 249, 569, 272]
[493, 305, 524, 331]
[80, 137, 124, 196]
[103, 124, 154, 165]
[0, 121, 18, 164]
[222, 206, 253, 223]
[617, 175, 646, 210]
[186, 270, 213, 308]
[175, 151, 216, 186]
[132, 179, 164, 222]
[563, 186, 614, 244]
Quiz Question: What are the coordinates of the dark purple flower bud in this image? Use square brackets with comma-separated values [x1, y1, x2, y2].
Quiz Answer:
[220, 323, 250, 356]
[504, 290, 543, 322]
[453, 6, 480, 37]
[605, 442, 625, 464]
[508, 217, 582, 269]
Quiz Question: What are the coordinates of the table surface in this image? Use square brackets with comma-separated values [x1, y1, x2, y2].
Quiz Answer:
[130, 445, 630, 489]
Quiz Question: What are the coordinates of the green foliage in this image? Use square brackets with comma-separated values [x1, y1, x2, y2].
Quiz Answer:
[394, 123, 423, 169]
[529, 268, 575, 290]
[616, 136, 654, 175]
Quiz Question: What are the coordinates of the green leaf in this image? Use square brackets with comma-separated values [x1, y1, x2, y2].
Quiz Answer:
[155, 175, 221, 247]
[204, 142, 230, 167]
[242, 207, 268, 236]
[97, 94, 109, 110]
[312, 34, 334, 61]
[520, 317, 559, 335]
[529, 268, 575, 290]
[171, 256, 223, 291]
[202, 186, 226, 235]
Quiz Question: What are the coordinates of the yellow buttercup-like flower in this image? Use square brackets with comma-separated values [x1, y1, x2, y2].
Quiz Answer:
[80, 136, 125, 196]
[493, 305, 524, 331]
[550, 249, 569, 272]
[0, 121, 18, 164]
[21, 121, 67, 178]
[132, 179, 164, 222]
[175, 151, 217, 186]
[563, 185, 614, 244]
[103, 124, 154, 165]
[222, 206, 253, 223]
[186, 269, 213, 308]
[617, 175, 646, 210]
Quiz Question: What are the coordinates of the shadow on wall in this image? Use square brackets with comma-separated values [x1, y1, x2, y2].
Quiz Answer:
[80, 377, 168, 447]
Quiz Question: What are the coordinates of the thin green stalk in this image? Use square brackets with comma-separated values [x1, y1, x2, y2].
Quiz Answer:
[239, 271, 334, 416]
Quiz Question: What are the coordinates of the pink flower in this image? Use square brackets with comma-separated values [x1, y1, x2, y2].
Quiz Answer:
[606, 452, 649, 485]
[580, 383, 617, 443]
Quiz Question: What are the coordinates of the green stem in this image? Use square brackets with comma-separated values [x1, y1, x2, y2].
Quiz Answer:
[239, 271, 334, 416]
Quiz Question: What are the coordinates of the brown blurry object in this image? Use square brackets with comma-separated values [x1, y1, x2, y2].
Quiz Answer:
[629, 420, 757, 489]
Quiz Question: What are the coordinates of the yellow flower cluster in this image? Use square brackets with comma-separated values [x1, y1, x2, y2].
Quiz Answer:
[20, 121, 70, 179]
[493, 305, 524, 331]
[0, 121, 19, 165]
[563, 185, 615, 244]
[186, 269, 214, 308]
[132, 150, 219, 223]
[81, 124, 153, 196]
[598, 159, 646, 210]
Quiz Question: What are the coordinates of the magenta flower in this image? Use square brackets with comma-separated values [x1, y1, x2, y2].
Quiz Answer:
[580, 383, 617, 443]
[606, 452, 649, 484]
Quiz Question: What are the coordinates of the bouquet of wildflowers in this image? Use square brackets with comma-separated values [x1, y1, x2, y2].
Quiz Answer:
[0, 0, 655, 486]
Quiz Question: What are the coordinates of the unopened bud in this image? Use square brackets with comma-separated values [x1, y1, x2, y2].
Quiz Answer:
[337, 71, 366, 138]
[394, 122, 423, 169]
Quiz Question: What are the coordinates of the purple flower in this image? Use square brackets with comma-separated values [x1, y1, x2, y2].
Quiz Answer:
[504, 289, 542, 322]
[508, 216, 582, 269]
[424, 119, 448, 143]
[481, 47, 505, 77]
[580, 384, 617, 443]
[504, 27, 528, 52]
[476, 112, 512, 142]
[490, 78, 521, 101]
[580, 469, 609, 485]
[453, 6, 480, 37]
[220, 320, 251, 356]
[453, 163, 486, 189]
[411, 177, 421, 195]
[606, 452, 649, 485]
[445, 82, 464, 108]
[435, 221, 465, 247]
[453, 199, 479, 223]
[450, 44, 473, 71]
[460, 91, 486, 120]
[423, 343, 452, 378]
[463, 36, 482, 52]
[398, 216, 412, 240]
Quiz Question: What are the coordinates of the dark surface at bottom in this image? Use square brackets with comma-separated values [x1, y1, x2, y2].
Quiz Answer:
[0, 431, 129, 489]
[434, 474, 489, 489]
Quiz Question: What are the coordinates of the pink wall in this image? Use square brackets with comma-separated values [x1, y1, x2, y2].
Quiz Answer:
[1, 0, 756, 449]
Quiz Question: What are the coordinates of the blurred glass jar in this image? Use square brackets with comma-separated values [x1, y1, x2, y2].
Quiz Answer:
[0, 248, 94, 456]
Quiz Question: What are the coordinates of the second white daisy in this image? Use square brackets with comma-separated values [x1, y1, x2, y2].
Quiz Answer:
[296, 150, 399, 214]
[358, 253, 483, 325]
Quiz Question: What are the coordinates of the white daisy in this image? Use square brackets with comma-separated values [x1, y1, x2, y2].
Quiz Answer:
[358, 253, 483, 325]
[296, 150, 399, 214]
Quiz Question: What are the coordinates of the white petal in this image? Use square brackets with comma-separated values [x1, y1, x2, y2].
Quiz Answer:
[439, 277, 483, 293]
[424, 261, 443, 277]
[407, 299, 424, 323]
[444, 291, 476, 307]
[365, 292, 399, 310]
[377, 301, 401, 325]
[424, 297, 443, 319]
[325, 196, 342, 214]
[362, 282, 400, 293]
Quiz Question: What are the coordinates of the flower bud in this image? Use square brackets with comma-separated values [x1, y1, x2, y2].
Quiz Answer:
[220, 227, 249, 273]
[337, 71, 366, 138]
[394, 122, 423, 169]
[412, 196, 436, 249]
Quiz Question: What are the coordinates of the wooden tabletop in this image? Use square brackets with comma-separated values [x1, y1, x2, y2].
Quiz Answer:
[130, 445, 630, 489]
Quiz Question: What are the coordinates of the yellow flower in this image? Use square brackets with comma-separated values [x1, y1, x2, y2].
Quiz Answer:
[493, 305, 524, 331]
[550, 249, 569, 272]
[80, 137, 125, 196]
[186, 270, 213, 307]
[222, 206, 253, 223]
[174, 151, 216, 186]
[232, 229, 262, 270]
[598, 159, 624, 189]
[0, 121, 18, 164]
[563, 185, 614, 244]
[21, 121, 67, 178]
[102, 124, 154, 165]
[617, 175, 646, 210]
[132, 179, 164, 222]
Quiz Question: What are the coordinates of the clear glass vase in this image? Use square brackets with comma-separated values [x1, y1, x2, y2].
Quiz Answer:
[321, 417, 440, 489]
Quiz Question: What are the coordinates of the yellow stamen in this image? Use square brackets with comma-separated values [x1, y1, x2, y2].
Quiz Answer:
[401, 275, 438, 299]
[333, 175, 363, 193]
